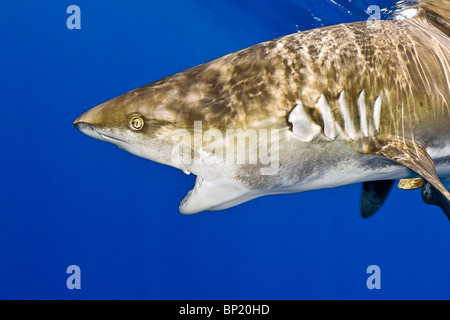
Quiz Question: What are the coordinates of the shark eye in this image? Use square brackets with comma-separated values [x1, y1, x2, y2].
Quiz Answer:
[129, 116, 144, 131]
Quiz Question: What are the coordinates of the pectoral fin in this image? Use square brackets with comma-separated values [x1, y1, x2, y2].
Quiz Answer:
[372, 140, 450, 203]
[179, 176, 258, 214]
[360, 180, 395, 218]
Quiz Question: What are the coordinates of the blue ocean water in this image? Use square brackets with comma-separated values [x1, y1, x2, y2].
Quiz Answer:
[0, 0, 449, 299]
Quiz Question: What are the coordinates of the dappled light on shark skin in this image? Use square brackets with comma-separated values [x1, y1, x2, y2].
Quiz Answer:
[74, 0, 450, 221]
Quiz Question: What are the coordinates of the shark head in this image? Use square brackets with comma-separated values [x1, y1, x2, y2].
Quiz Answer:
[74, 57, 281, 182]
[73, 67, 281, 214]
[74, 77, 200, 173]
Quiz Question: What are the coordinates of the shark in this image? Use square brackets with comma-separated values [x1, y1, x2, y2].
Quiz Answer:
[74, 0, 450, 220]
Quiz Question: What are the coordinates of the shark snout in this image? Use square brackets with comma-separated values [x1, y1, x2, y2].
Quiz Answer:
[73, 121, 91, 132]
[73, 106, 98, 127]
[73, 118, 102, 140]
[73, 108, 107, 141]
[74, 107, 131, 146]
[74, 110, 95, 135]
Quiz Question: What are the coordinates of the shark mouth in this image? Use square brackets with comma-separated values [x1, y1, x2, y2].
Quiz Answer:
[100, 133, 128, 145]
[74, 122, 129, 145]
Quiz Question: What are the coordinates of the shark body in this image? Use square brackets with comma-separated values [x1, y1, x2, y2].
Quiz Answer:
[74, 0, 450, 219]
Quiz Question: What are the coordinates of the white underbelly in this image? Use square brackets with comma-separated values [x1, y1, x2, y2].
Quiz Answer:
[273, 149, 450, 195]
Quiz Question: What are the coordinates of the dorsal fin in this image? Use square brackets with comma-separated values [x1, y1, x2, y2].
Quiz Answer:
[416, 0, 450, 36]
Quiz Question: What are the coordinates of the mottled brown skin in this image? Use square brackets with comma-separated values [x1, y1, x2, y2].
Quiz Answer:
[74, 0, 450, 214]
[79, 13, 449, 145]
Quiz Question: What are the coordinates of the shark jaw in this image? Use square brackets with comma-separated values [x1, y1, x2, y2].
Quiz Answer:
[74, 115, 284, 214]
[74, 122, 129, 146]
